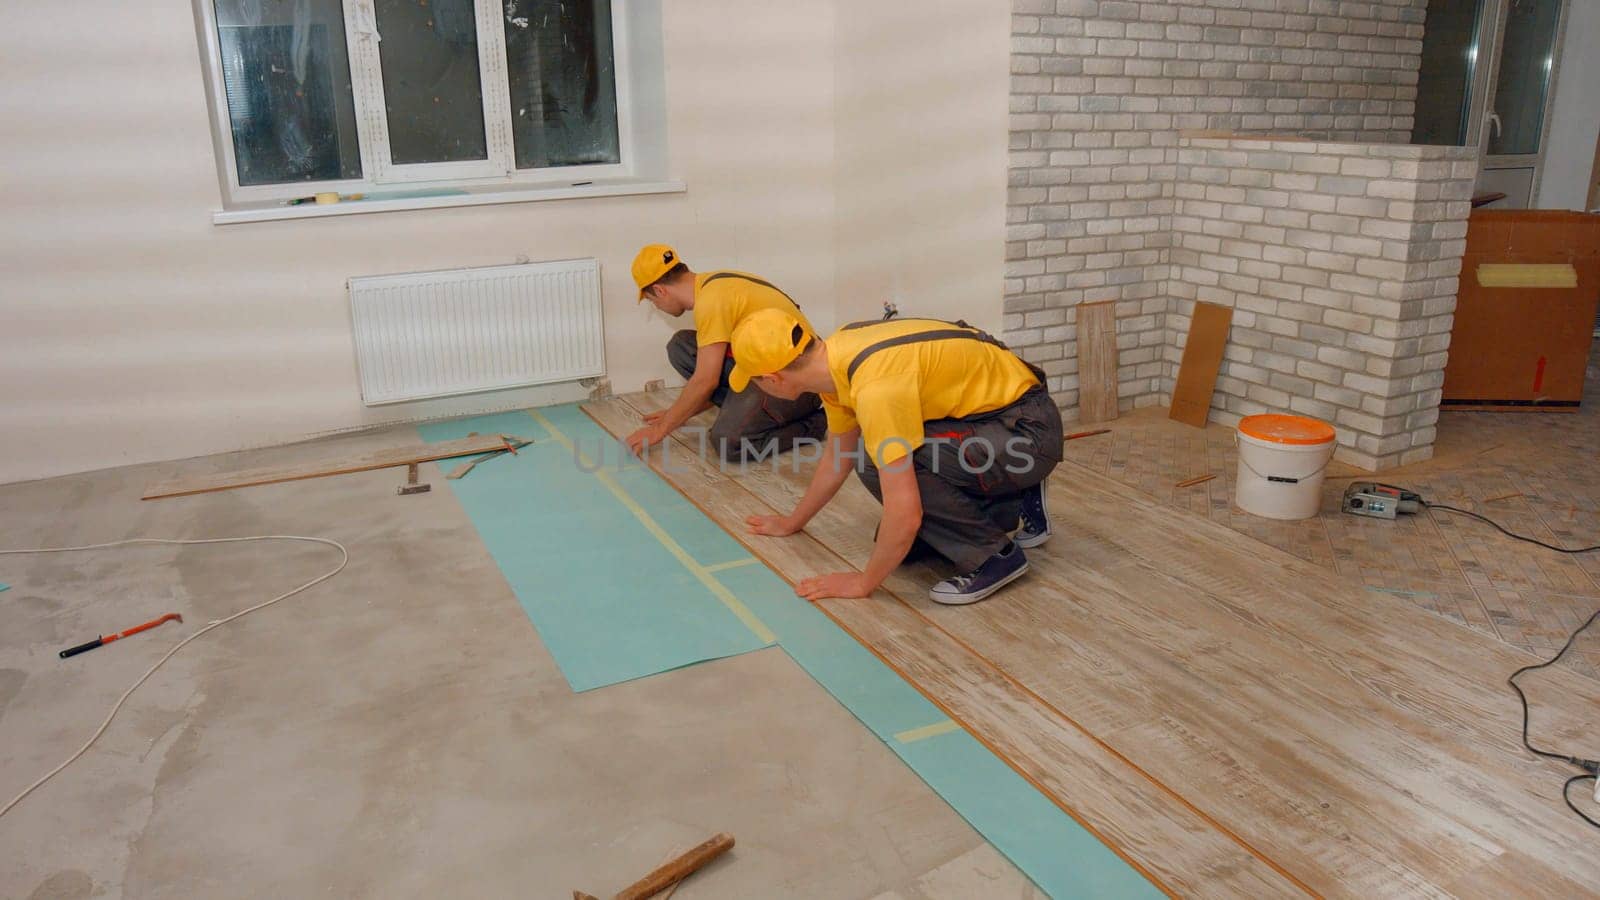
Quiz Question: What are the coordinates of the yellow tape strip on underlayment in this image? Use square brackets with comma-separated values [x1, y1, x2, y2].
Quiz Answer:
[894, 719, 964, 744]
[526, 408, 779, 646]
[1476, 263, 1578, 289]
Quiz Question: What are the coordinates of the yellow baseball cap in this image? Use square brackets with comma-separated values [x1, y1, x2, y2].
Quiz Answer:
[728, 308, 815, 392]
[631, 243, 681, 300]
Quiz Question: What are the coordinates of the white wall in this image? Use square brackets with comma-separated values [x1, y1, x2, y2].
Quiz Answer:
[0, 1, 1012, 484]
[833, 1, 1010, 331]
[1537, 0, 1600, 210]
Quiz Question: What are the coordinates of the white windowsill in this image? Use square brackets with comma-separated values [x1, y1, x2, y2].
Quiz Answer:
[211, 177, 687, 226]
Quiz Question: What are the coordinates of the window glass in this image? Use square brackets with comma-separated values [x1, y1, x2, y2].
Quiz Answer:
[374, 0, 490, 165]
[503, 0, 620, 169]
[1412, 0, 1485, 146]
[215, 0, 363, 185]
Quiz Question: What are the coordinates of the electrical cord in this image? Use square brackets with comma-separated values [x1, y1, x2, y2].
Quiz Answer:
[1506, 605, 1600, 830]
[1419, 498, 1600, 829]
[1424, 501, 1600, 554]
[1563, 775, 1599, 829]
[0, 535, 349, 820]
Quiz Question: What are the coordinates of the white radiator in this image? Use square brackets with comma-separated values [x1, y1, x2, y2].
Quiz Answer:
[348, 259, 605, 405]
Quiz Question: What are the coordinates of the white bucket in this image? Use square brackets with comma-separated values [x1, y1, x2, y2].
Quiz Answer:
[1234, 414, 1336, 520]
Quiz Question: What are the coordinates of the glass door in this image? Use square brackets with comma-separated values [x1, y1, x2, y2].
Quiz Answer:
[1480, 0, 1566, 206]
[1413, 0, 1570, 207]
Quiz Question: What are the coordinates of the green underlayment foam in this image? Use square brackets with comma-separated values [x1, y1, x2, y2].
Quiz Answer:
[419, 404, 1157, 899]
[417, 408, 769, 691]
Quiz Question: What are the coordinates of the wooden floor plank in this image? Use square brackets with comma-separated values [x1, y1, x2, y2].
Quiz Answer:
[1075, 300, 1119, 424]
[1168, 301, 1232, 428]
[142, 433, 529, 500]
[584, 396, 1308, 899]
[599, 389, 1600, 897]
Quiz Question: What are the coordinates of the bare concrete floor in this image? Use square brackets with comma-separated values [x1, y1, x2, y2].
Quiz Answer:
[0, 426, 1041, 899]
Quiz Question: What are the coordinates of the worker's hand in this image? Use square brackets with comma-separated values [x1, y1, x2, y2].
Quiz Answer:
[642, 410, 668, 425]
[746, 513, 802, 537]
[795, 572, 873, 602]
[624, 424, 667, 456]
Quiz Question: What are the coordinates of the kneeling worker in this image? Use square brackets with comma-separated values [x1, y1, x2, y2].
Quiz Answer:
[735, 310, 1063, 604]
[625, 244, 825, 461]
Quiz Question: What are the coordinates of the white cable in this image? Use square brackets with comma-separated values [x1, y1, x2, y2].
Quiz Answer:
[0, 535, 349, 820]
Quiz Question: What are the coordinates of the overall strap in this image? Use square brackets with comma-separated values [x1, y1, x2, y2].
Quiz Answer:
[701, 272, 801, 309]
[842, 320, 1011, 384]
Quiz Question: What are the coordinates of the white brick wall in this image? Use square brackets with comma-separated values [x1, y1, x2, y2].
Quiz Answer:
[1168, 137, 1476, 469]
[1007, 0, 1427, 418]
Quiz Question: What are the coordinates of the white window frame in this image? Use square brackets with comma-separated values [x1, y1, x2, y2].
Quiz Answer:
[193, 0, 637, 207]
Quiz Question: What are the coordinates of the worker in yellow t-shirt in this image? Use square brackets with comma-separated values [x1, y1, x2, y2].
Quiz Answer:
[729, 309, 1064, 605]
[626, 244, 825, 461]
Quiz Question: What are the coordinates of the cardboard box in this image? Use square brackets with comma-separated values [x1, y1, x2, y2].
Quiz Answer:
[1441, 211, 1600, 411]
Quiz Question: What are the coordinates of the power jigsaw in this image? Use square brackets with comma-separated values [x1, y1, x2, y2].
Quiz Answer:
[1341, 482, 1423, 519]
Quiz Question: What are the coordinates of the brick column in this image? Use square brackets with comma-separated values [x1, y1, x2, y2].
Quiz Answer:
[1167, 137, 1477, 469]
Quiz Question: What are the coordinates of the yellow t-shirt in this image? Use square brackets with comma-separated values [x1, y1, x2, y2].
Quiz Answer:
[821, 319, 1040, 466]
[692, 271, 813, 348]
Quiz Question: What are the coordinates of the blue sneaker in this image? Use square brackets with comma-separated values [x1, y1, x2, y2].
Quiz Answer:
[929, 542, 1030, 605]
[1015, 482, 1051, 549]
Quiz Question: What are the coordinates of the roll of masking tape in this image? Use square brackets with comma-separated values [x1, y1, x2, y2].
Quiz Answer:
[314, 192, 340, 205]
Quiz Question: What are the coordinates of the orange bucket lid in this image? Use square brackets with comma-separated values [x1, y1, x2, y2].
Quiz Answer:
[1238, 413, 1335, 445]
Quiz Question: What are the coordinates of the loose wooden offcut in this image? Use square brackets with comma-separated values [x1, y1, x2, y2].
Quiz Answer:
[143, 434, 529, 500]
[1169, 301, 1233, 428]
[447, 439, 521, 480]
[1075, 301, 1120, 424]
[613, 833, 734, 900]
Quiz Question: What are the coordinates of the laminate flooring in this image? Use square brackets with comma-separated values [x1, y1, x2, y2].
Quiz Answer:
[585, 390, 1600, 898]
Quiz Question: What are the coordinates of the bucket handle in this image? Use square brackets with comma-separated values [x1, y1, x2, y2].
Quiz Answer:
[1234, 433, 1333, 484]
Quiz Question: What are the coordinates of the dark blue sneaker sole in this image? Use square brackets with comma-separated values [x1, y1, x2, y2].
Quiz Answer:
[1014, 525, 1051, 549]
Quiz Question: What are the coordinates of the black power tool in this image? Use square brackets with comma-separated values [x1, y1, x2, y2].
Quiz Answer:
[1341, 482, 1423, 519]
